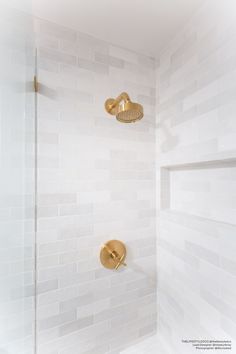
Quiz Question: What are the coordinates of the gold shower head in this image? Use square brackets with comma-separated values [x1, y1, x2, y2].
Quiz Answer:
[105, 92, 143, 123]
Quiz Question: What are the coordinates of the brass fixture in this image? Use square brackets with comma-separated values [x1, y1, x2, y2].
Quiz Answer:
[105, 92, 144, 123]
[100, 240, 127, 270]
[33, 75, 39, 93]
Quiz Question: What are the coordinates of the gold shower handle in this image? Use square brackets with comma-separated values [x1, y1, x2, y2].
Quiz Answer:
[103, 244, 127, 269]
[115, 252, 127, 270]
[100, 240, 127, 270]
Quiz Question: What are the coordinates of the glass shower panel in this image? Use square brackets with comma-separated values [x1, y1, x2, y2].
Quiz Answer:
[0, 5, 36, 354]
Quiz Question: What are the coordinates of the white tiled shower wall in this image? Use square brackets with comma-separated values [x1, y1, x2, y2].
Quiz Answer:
[35, 18, 156, 354]
[2, 0, 236, 353]
[156, 0, 236, 353]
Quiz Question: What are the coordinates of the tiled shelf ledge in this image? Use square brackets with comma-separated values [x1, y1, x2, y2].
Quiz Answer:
[160, 156, 236, 226]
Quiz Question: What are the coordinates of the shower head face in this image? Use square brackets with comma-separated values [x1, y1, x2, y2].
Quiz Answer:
[105, 92, 144, 123]
[116, 101, 143, 123]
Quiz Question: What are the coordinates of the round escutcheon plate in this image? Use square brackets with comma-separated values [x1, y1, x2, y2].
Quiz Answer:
[100, 240, 126, 269]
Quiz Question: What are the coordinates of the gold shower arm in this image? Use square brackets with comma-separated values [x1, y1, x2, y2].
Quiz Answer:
[114, 92, 131, 104]
[105, 92, 131, 115]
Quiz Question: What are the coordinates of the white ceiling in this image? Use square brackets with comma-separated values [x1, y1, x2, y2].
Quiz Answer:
[32, 0, 203, 57]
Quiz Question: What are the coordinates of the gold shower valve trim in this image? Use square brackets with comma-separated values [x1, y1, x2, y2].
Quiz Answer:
[105, 92, 144, 123]
[100, 240, 127, 270]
